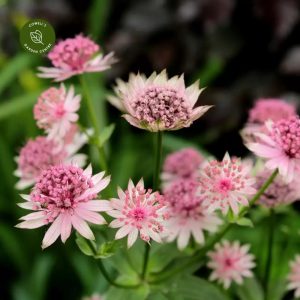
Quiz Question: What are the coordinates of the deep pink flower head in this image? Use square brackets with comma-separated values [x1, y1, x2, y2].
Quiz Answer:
[107, 179, 166, 248]
[241, 98, 297, 144]
[161, 148, 204, 189]
[248, 98, 297, 124]
[256, 170, 300, 208]
[288, 255, 300, 298]
[16, 164, 111, 249]
[207, 240, 255, 289]
[198, 153, 256, 215]
[246, 116, 300, 182]
[37, 34, 116, 81]
[34, 85, 81, 140]
[163, 178, 222, 249]
[108, 70, 212, 131]
[14, 135, 86, 190]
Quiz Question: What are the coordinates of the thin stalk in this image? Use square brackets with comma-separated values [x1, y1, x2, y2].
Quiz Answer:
[87, 240, 140, 289]
[79, 75, 107, 171]
[141, 131, 163, 279]
[264, 209, 275, 300]
[149, 169, 279, 284]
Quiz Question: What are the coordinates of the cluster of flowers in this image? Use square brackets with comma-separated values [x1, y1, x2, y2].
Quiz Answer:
[15, 34, 300, 295]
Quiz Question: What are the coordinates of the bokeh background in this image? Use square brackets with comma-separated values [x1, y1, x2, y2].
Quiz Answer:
[0, 0, 300, 299]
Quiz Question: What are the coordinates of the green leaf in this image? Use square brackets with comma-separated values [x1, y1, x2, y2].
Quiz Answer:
[236, 217, 254, 227]
[94, 240, 122, 259]
[169, 276, 229, 300]
[235, 277, 264, 300]
[97, 123, 116, 148]
[76, 236, 94, 256]
[0, 91, 42, 121]
[105, 284, 149, 300]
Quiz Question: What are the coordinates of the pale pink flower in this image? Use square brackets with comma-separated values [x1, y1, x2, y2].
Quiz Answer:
[82, 293, 104, 300]
[107, 179, 166, 248]
[198, 153, 257, 215]
[37, 34, 116, 81]
[16, 164, 111, 249]
[161, 148, 204, 190]
[246, 116, 300, 183]
[288, 255, 300, 298]
[34, 85, 81, 140]
[241, 98, 297, 143]
[207, 240, 255, 289]
[14, 135, 87, 190]
[108, 70, 212, 131]
[163, 178, 222, 250]
[256, 170, 300, 208]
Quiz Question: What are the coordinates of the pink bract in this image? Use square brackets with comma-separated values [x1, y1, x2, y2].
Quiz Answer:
[288, 255, 300, 298]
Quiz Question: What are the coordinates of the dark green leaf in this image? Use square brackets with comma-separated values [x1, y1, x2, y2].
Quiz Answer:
[76, 236, 94, 256]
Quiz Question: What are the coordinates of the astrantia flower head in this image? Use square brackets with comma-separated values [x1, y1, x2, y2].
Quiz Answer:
[256, 170, 300, 208]
[107, 179, 166, 248]
[246, 116, 300, 183]
[16, 164, 111, 249]
[288, 255, 300, 298]
[241, 98, 297, 144]
[207, 240, 255, 289]
[14, 135, 86, 190]
[163, 178, 222, 250]
[161, 148, 204, 190]
[108, 70, 212, 132]
[198, 153, 256, 215]
[34, 85, 81, 140]
[37, 34, 116, 81]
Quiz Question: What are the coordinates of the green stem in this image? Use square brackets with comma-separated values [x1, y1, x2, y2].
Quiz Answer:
[79, 75, 107, 171]
[87, 240, 140, 289]
[149, 169, 279, 284]
[264, 209, 275, 300]
[141, 131, 163, 279]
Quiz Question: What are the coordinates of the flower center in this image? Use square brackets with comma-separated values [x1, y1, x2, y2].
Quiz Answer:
[132, 85, 191, 128]
[31, 165, 94, 212]
[130, 207, 147, 221]
[217, 178, 233, 193]
[55, 104, 66, 118]
[272, 116, 300, 158]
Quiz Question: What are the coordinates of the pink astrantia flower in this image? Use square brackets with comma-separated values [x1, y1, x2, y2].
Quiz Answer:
[241, 98, 297, 143]
[34, 85, 81, 140]
[108, 70, 212, 131]
[256, 170, 300, 208]
[37, 34, 116, 81]
[288, 255, 300, 298]
[161, 148, 204, 190]
[14, 135, 87, 190]
[207, 240, 255, 289]
[198, 153, 256, 215]
[16, 164, 111, 249]
[163, 178, 222, 250]
[107, 179, 166, 248]
[246, 116, 300, 183]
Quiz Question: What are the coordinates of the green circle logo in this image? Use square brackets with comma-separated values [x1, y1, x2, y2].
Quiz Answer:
[20, 19, 56, 55]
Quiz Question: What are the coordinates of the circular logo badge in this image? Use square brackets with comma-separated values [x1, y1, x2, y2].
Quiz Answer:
[20, 19, 56, 55]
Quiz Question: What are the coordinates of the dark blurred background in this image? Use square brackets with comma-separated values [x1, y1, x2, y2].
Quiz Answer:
[0, 0, 300, 299]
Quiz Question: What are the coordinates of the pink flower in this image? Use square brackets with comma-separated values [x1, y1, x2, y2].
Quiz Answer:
[256, 170, 300, 208]
[161, 148, 204, 190]
[246, 116, 300, 183]
[108, 70, 212, 131]
[14, 135, 87, 190]
[34, 85, 81, 140]
[207, 240, 255, 289]
[198, 153, 256, 215]
[288, 255, 300, 298]
[241, 98, 297, 144]
[107, 179, 166, 248]
[163, 178, 222, 250]
[16, 164, 111, 249]
[82, 294, 104, 300]
[37, 34, 116, 81]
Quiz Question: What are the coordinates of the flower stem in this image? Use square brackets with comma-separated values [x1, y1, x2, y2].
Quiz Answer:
[87, 240, 140, 289]
[141, 131, 163, 280]
[79, 75, 107, 171]
[264, 208, 275, 300]
[149, 169, 279, 284]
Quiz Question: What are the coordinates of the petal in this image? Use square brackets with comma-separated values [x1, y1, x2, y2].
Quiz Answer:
[60, 213, 72, 243]
[75, 208, 106, 225]
[42, 215, 63, 249]
[115, 225, 132, 240]
[127, 228, 139, 248]
[20, 211, 45, 221]
[16, 218, 45, 229]
[71, 214, 95, 240]
[78, 200, 112, 212]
